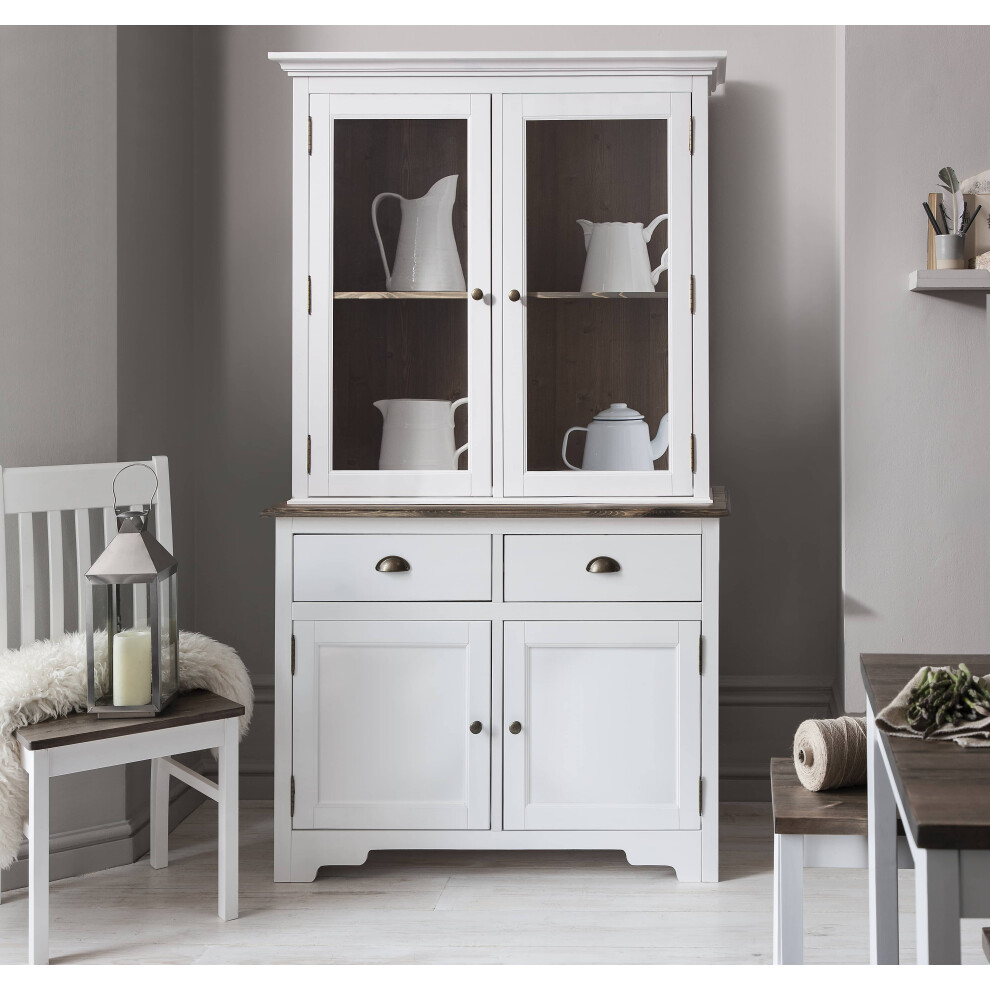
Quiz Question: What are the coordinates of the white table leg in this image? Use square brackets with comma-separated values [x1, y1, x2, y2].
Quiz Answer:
[150, 757, 169, 869]
[914, 847, 960, 964]
[773, 832, 803, 964]
[217, 717, 239, 921]
[26, 749, 49, 965]
[867, 702, 899, 964]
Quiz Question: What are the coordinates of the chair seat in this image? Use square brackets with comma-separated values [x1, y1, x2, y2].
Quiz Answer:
[771, 757, 869, 837]
[16, 690, 244, 751]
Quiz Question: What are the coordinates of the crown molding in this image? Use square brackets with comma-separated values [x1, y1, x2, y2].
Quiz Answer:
[268, 51, 727, 92]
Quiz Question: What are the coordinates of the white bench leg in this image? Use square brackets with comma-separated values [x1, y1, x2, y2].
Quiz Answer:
[150, 757, 170, 869]
[867, 702, 899, 964]
[26, 749, 50, 965]
[773, 832, 803, 964]
[217, 717, 239, 921]
[914, 847, 960, 964]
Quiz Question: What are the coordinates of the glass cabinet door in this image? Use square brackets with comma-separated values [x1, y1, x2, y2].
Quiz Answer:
[308, 93, 491, 497]
[502, 92, 694, 497]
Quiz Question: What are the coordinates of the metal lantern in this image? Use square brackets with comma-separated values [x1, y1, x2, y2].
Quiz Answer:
[85, 464, 178, 717]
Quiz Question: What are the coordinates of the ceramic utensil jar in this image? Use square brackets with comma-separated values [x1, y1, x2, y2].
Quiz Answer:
[374, 398, 469, 470]
[562, 403, 670, 471]
[371, 175, 466, 292]
[577, 215, 669, 292]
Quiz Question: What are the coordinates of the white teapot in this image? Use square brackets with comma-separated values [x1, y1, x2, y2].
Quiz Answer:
[577, 215, 669, 292]
[562, 404, 670, 471]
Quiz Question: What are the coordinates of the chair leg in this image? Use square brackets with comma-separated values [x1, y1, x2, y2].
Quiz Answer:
[27, 749, 50, 965]
[150, 757, 170, 869]
[773, 832, 803, 964]
[217, 717, 239, 921]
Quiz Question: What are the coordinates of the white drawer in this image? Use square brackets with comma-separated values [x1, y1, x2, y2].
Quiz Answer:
[293, 534, 492, 602]
[503, 535, 701, 602]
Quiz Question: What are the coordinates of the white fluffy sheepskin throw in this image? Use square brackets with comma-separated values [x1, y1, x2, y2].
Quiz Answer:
[0, 630, 253, 870]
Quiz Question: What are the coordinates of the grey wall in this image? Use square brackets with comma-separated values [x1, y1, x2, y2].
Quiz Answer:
[192, 25, 842, 799]
[841, 26, 990, 711]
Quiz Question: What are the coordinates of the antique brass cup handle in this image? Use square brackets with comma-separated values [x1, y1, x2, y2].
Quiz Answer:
[375, 555, 410, 573]
[586, 556, 621, 573]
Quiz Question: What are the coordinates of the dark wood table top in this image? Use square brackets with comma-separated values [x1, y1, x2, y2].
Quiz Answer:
[770, 757, 868, 836]
[862, 654, 990, 849]
[16, 689, 244, 751]
[262, 486, 730, 519]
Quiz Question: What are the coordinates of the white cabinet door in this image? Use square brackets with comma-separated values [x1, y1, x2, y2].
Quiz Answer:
[502, 91, 694, 497]
[292, 620, 491, 829]
[307, 92, 492, 498]
[503, 621, 700, 831]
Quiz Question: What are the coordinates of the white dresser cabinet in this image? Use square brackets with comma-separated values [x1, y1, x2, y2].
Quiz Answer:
[268, 51, 727, 883]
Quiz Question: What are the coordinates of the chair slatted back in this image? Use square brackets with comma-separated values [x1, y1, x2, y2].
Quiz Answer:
[0, 457, 172, 649]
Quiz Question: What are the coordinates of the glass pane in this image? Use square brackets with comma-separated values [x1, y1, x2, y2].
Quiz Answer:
[524, 118, 669, 473]
[107, 583, 152, 707]
[332, 117, 469, 472]
[158, 573, 178, 699]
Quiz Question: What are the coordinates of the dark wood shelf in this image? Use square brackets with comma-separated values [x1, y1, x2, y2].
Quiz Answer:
[334, 291, 467, 300]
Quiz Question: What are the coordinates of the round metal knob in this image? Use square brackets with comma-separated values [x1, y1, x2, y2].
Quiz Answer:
[509, 721, 522, 735]
[469, 720, 483, 735]
[471, 288, 484, 301]
[586, 556, 621, 573]
[375, 555, 410, 573]
[508, 289, 521, 302]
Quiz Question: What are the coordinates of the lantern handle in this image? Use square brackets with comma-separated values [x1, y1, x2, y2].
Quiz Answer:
[111, 462, 159, 511]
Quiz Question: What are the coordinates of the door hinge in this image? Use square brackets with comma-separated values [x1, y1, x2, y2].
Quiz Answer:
[689, 116, 695, 155]
[699, 633, 703, 675]
[699, 776, 704, 817]
[290, 775, 295, 818]
[306, 434, 312, 474]
[291, 634, 296, 676]
[690, 434, 697, 473]
[307, 275, 312, 315]
[307, 116, 312, 156]
[689, 274, 695, 314]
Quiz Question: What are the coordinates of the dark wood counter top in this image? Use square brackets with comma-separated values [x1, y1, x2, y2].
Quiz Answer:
[263, 486, 729, 519]
[862, 653, 990, 849]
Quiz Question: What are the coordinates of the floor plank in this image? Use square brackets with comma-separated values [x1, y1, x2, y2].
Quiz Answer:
[0, 800, 987, 965]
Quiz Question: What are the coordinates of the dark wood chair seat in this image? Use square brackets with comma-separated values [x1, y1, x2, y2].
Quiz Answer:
[16, 690, 244, 751]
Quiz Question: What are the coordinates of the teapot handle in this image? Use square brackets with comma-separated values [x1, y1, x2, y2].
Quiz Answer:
[651, 248, 671, 286]
[561, 426, 588, 471]
[643, 213, 668, 243]
[371, 192, 402, 290]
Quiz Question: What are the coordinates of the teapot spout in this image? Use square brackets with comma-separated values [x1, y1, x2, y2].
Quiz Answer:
[577, 219, 594, 251]
[650, 413, 670, 461]
[373, 399, 390, 420]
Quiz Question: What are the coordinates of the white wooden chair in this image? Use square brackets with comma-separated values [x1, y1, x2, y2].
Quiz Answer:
[0, 457, 241, 964]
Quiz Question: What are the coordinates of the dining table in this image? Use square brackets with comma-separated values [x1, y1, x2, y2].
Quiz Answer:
[863, 654, 990, 964]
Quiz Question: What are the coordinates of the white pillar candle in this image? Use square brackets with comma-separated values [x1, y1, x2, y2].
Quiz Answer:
[112, 627, 152, 706]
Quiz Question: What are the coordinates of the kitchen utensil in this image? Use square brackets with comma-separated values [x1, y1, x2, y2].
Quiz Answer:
[371, 175, 465, 291]
[577, 215, 669, 292]
[374, 397, 469, 470]
[562, 403, 670, 471]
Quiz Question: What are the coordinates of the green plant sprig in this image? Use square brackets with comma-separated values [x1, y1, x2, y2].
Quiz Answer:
[906, 664, 990, 739]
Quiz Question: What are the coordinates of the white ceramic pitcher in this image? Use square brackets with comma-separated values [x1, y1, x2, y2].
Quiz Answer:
[371, 175, 466, 292]
[577, 215, 669, 292]
[374, 397, 469, 470]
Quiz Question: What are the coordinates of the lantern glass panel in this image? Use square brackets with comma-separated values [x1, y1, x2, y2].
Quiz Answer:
[157, 572, 179, 700]
[106, 582, 154, 709]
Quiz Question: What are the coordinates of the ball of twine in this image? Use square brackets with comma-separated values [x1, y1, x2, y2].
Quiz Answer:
[792, 716, 868, 791]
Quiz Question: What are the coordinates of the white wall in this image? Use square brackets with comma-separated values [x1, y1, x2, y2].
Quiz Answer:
[193, 25, 841, 798]
[842, 26, 990, 711]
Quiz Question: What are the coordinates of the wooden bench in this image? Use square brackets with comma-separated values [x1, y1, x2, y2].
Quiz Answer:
[771, 757, 910, 964]
[11, 689, 243, 965]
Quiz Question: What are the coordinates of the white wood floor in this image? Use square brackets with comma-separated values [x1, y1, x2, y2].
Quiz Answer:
[0, 800, 987, 965]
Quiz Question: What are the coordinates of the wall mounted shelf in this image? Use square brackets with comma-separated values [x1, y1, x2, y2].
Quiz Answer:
[908, 270, 990, 292]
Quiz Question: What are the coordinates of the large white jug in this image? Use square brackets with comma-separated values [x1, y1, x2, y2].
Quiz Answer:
[374, 397, 469, 470]
[577, 215, 669, 292]
[371, 175, 466, 292]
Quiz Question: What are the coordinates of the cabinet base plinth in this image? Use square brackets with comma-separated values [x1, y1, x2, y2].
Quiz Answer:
[277, 828, 713, 884]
